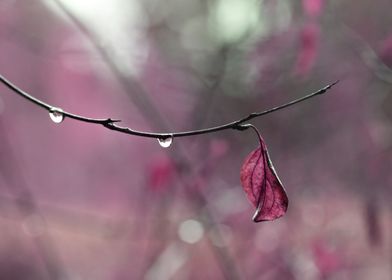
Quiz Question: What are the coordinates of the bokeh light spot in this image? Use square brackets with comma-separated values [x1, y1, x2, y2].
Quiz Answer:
[178, 219, 204, 244]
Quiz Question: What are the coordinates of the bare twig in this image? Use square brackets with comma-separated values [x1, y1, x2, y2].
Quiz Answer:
[340, 23, 392, 84]
[0, 74, 338, 139]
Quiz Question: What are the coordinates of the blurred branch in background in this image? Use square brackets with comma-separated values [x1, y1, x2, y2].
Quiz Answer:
[49, 1, 243, 279]
[0, 120, 65, 279]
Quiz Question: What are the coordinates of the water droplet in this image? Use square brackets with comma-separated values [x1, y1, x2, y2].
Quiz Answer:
[158, 135, 173, 148]
[49, 107, 64, 123]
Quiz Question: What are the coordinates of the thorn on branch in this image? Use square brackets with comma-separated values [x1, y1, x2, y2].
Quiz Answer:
[107, 118, 121, 124]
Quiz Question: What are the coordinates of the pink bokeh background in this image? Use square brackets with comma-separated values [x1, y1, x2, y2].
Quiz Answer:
[0, 1, 391, 279]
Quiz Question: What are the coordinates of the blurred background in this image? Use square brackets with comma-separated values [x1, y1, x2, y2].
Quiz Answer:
[0, 0, 391, 279]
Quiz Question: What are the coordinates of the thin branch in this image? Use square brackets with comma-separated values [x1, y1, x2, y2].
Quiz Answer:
[0, 74, 338, 139]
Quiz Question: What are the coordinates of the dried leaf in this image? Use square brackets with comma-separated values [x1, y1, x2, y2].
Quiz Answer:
[240, 134, 288, 222]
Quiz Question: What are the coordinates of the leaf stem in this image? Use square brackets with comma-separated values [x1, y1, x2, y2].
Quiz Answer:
[0, 74, 338, 139]
[237, 123, 263, 146]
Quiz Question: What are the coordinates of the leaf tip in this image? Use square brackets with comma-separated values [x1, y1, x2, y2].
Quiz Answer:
[252, 209, 262, 223]
[252, 199, 289, 223]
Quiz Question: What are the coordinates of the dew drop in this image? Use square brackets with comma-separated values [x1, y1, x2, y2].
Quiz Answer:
[49, 107, 64, 124]
[158, 135, 173, 148]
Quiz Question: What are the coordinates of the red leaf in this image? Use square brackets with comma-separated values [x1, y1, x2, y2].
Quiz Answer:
[240, 135, 288, 222]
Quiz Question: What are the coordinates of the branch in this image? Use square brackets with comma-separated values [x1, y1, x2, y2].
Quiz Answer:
[0, 74, 338, 139]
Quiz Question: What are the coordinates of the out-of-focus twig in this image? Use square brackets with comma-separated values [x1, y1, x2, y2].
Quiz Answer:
[44, 1, 245, 279]
[341, 23, 392, 84]
[0, 120, 65, 279]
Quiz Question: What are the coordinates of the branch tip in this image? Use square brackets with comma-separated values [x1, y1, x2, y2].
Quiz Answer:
[321, 80, 340, 94]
